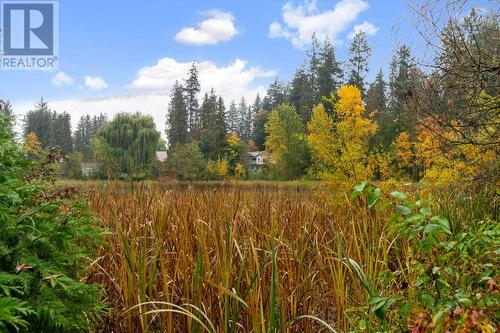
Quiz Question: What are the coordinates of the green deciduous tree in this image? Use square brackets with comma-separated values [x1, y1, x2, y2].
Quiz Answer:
[265, 104, 308, 179]
[167, 141, 205, 180]
[97, 113, 160, 177]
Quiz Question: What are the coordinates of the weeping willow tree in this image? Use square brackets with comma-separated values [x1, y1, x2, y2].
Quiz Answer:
[97, 113, 160, 177]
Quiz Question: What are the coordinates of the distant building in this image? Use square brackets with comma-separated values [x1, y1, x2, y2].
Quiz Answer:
[248, 151, 272, 167]
[156, 151, 168, 162]
[81, 162, 100, 177]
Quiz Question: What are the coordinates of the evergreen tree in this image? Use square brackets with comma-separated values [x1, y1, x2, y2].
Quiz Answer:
[92, 114, 107, 136]
[242, 94, 261, 142]
[184, 62, 201, 138]
[347, 32, 371, 97]
[74, 114, 107, 160]
[252, 110, 269, 150]
[252, 94, 262, 116]
[166, 81, 189, 151]
[263, 78, 287, 111]
[0, 99, 14, 136]
[289, 67, 314, 123]
[366, 69, 387, 115]
[199, 94, 227, 159]
[52, 111, 73, 153]
[23, 98, 53, 148]
[23, 99, 74, 152]
[74, 115, 90, 159]
[388, 45, 415, 136]
[237, 97, 247, 140]
[0, 104, 104, 332]
[199, 89, 218, 131]
[227, 99, 238, 134]
[307, 32, 321, 99]
[366, 70, 392, 149]
[317, 37, 341, 110]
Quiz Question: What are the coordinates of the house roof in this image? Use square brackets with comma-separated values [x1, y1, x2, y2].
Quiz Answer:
[248, 151, 264, 157]
[81, 162, 99, 168]
[156, 151, 168, 162]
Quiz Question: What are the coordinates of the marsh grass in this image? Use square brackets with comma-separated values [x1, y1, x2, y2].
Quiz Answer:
[84, 182, 399, 332]
[84, 180, 498, 332]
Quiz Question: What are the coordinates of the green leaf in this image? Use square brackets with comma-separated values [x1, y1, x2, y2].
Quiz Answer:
[400, 300, 412, 318]
[369, 296, 397, 321]
[406, 213, 424, 223]
[395, 204, 411, 215]
[424, 224, 445, 238]
[419, 207, 432, 216]
[432, 307, 451, 330]
[367, 188, 381, 209]
[354, 181, 367, 192]
[359, 319, 367, 330]
[390, 191, 407, 201]
[455, 292, 472, 307]
[351, 182, 368, 199]
[419, 294, 435, 309]
[431, 216, 451, 234]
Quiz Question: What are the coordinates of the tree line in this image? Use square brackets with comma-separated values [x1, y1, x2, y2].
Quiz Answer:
[7, 8, 498, 185]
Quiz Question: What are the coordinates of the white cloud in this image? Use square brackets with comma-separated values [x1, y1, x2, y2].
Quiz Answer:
[52, 71, 74, 87]
[348, 21, 379, 39]
[129, 57, 275, 103]
[174, 10, 238, 46]
[269, 0, 370, 48]
[13, 58, 275, 138]
[84, 76, 108, 90]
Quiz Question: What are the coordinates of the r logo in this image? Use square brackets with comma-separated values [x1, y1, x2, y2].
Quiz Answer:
[2, 2, 54, 56]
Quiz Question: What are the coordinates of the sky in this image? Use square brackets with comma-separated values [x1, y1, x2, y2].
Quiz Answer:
[0, 0, 452, 135]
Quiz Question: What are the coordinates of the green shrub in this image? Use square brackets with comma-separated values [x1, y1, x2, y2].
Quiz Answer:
[348, 182, 499, 331]
[0, 110, 105, 332]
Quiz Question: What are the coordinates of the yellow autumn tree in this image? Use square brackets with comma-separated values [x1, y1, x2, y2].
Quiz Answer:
[393, 132, 413, 169]
[23, 132, 44, 160]
[234, 163, 246, 179]
[413, 119, 486, 186]
[216, 159, 229, 179]
[308, 85, 378, 190]
[307, 103, 336, 174]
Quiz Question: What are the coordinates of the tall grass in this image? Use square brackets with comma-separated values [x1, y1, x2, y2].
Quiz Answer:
[85, 182, 398, 332]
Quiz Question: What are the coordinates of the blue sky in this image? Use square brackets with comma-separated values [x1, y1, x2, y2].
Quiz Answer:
[0, 0, 451, 133]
